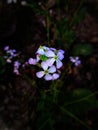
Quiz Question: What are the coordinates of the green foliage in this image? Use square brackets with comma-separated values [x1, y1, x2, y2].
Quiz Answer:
[71, 7, 86, 26]
[55, 18, 75, 46]
[72, 43, 93, 56]
[36, 87, 98, 129]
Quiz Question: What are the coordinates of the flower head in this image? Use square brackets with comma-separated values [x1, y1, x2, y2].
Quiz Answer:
[70, 56, 81, 66]
[45, 49, 64, 69]
[36, 62, 58, 81]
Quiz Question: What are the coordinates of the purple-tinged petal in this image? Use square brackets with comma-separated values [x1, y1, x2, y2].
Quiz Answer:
[50, 47, 56, 51]
[36, 71, 45, 78]
[46, 58, 55, 66]
[28, 58, 37, 65]
[75, 60, 81, 66]
[45, 50, 55, 57]
[58, 49, 65, 54]
[36, 54, 40, 62]
[56, 60, 63, 69]
[14, 61, 21, 68]
[13, 69, 20, 75]
[41, 62, 48, 70]
[6, 59, 12, 63]
[75, 56, 79, 61]
[4, 46, 9, 51]
[57, 51, 64, 60]
[44, 74, 52, 81]
[48, 65, 56, 73]
[52, 73, 60, 80]
[69, 57, 76, 62]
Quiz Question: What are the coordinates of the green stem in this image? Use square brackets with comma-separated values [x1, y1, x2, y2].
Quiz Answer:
[64, 91, 98, 106]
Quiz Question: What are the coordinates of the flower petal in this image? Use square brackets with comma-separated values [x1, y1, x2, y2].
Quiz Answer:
[45, 50, 55, 57]
[57, 51, 64, 60]
[56, 60, 63, 69]
[52, 73, 60, 80]
[36, 48, 44, 55]
[4, 46, 9, 51]
[50, 47, 56, 51]
[48, 65, 56, 73]
[41, 62, 48, 70]
[36, 71, 45, 78]
[28, 58, 37, 65]
[44, 74, 52, 81]
[75, 60, 81, 66]
[46, 58, 55, 66]
[69, 56, 76, 62]
[58, 49, 65, 54]
[43, 46, 50, 51]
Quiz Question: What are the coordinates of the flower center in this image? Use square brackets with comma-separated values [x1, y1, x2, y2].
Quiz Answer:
[54, 55, 58, 60]
[44, 70, 48, 74]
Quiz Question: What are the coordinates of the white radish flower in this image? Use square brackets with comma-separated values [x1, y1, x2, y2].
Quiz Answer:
[45, 49, 64, 69]
[36, 62, 57, 81]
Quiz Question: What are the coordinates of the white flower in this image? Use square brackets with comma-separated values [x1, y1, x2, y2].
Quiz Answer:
[36, 62, 56, 81]
[45, 49, 64, 69]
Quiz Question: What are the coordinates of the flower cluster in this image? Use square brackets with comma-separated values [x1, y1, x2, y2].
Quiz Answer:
[4, 46, 21, 75]
[28, 46, 65, 81]
[2, 45, 81, 80]
[4, 46, 18, 63]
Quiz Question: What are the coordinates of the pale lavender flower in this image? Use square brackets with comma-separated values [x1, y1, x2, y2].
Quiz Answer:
[28, 58, 37, 65]
[45, 49, 64, 69]
[36, 62, 56, 81]
[70, 56, 81, 66]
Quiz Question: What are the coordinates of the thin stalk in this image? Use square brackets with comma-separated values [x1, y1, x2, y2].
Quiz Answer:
[59, 106, 92, 130]
[64, 91, 98, 106]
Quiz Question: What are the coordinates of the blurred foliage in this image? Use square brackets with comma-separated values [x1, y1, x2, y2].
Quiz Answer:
[72, 43, 93, 56]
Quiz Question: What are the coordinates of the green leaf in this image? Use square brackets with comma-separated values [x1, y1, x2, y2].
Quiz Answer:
[40, 55, 48, 61]
[72, 43, 93, 56]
